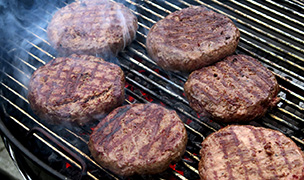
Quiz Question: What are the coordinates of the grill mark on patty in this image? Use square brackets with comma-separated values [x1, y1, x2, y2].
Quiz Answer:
[44, 59, 117, 107]
[82, 86, 112, 104]
[157, 8, 234, 50]
[191, 82, 220, 104]
[249, 126, 279, 179]
[63, 64, 85, 101]
[230, 127, 249, 180]
[215, 131, 235, 180]
[234, 57, 274, 92]
[271, 131, 292, 171]
[246, 127, 265, 179]
[48, 0, 137, 55]
[45, 59, 68, 106]
[123, 106, 168, 155]
[204, 70, 240, 106]
[213, 171, 219, 180]
[94, 104, 154, 150]
[106, 118, 146, 153]
[225, 60, 266, 101]
[199, 126, 304, 180]
[94, 105, 132, 135]
[93, 104, 180, 158]
[245, 59, 277, 91]
[139, 112, 178, 158]
[103, 104, 155, 152]
[227, 59, 268, 96]
[215, 64, 254, 105]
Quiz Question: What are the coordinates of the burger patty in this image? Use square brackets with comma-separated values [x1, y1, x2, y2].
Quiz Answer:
[184, 54, 280, 123]
[146, 6, 240, 72]
[199, 125, 304, 180]
[28, 54, 125, 125]
[88, 103, 188, 176]
[47, 0, 138, 56]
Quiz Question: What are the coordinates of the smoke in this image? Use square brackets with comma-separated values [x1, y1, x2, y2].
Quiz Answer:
[0, 0, 140, 128]
[0, 0, 138, 86]
[0, 0, 73, 89]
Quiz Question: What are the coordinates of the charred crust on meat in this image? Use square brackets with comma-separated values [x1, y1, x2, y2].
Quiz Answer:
[184, 54, 280, 123]
[198, 125, 304, 180]
[88, 103, 187, 176]
[28, 54, 125, 125]
[47, 0, 138, 56]
[146, 6, 240, 72]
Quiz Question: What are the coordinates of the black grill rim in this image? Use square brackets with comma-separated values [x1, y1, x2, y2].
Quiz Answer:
[0, 117, 68, 180]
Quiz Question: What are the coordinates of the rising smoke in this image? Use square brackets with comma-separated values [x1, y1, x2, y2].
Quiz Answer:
[0, 0, 74, 88]
[0, 0, 137, 88]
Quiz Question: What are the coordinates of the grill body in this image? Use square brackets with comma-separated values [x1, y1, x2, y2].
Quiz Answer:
[0, 0, 303, 179]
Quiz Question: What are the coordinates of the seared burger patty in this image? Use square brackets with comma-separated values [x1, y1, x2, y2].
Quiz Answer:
[146, 6, 240, 72]
[28, 54, 125, 125]
[199, 125, 304, 180]
[88, 103, 188, 176]
[184, 54, 280, 123]
[47, 0, 138, 56]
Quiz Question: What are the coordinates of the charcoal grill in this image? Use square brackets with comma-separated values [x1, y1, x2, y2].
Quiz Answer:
[0, 0, 303, 179]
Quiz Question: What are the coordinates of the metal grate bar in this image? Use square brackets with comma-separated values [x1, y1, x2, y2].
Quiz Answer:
[238, 35, 304, 74]
[129, 0, 304, 92]
[185, 150, 200, 162]
[143, 0, 175, 14]
[7, 118, 101, 180]
[0, 82, 28, 103]
[121, 49, 184, 91]
[182, 160, 199, 175]
[129, 0, 304, 93]
[130, 0, 304, 83]
[284, 0, 304, 9]
[7, 40, 47, 65]
[245, 0, 304, 26]
[0, 57, 31, 80]
[230, 0, 304, 35]
[265, 0, 304, 18]
[126, 0, 165, 19]
[278, 108, 304, 123]
[291, 136, 304, 146]
[0, 87, 118, 179]
[124, 75, 215, 134]
[0, 71, 28, 90]
[127, 45, 189, 82]
[280, 85, 304, 102]
[24, 28, 51, 46]
[280, 97, 304, 112]
[189, 0, 304, 56]
[0, 96, 81, 174]
[268, 113, 299, 131]
[180, 0, 304, 61]
[198, 0, 304, 45]
[237, 45, 304, 83]
[120, 54, 188, 104]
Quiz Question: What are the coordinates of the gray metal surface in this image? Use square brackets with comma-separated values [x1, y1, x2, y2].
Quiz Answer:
[0, 138, 23, 180]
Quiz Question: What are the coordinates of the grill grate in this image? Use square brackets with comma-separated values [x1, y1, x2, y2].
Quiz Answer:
[0, 0, 304, 179]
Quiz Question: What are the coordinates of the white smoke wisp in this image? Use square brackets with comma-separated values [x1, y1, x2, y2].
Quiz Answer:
[0, 0, 75, 89]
